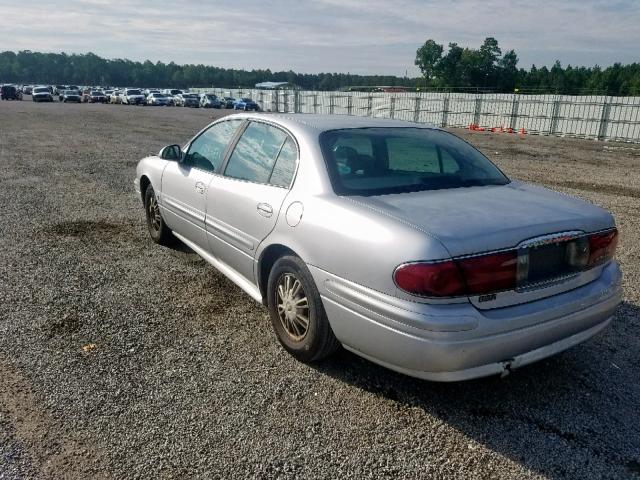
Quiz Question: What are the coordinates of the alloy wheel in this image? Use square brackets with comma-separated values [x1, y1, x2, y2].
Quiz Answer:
[276, 273, 310, 341]
[148, 194, 161, 232]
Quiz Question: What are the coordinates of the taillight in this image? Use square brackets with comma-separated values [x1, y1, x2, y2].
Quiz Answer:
[456, 251, 518, 295]
[588, 228, 618, 267]
[395, 229, 617, 298]
[393, 261, 466, 297]
[394, 251, 517, 297]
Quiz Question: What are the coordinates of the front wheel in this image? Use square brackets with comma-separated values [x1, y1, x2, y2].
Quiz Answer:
[267, 256, 340, 362]
[144, 185, 173, 245]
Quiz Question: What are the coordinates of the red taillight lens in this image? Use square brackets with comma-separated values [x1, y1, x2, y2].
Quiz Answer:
[395, 251, 518, 297]
[588, 228, 618, 267]
[456, 251, 518, 295]
[394, 261, 466, 297]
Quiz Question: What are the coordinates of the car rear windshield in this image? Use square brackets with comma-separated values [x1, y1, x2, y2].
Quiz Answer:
[319, 127, 509, 196]
[127, 89, 141, 95]
[33, 87, 49, 93]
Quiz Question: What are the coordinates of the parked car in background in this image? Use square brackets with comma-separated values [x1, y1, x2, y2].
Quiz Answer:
[54, 85, 67, 95]
[175, 93, 199, 107]
[85, 90, 107, 103]
[32, 86, 54, 102]
[220, 96, 235, 109]
[1, 84, 22, 100]
[233, 97, 259, 111]
[146, 92, 172, 106]
[110, 90, 123, 104]
[60, 90, 82, 103]
[122, 88, 146, 105]
[22, 85, 33, 95]
[134, 113, 622, 382]
[199, 93, 221, 108]
[163, 89, 183, 97]
[104, 90, 115, 102]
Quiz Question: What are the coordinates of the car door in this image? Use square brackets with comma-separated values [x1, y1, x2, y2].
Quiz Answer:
[160, 119, 243, 249]
[205, 120, 299, 282]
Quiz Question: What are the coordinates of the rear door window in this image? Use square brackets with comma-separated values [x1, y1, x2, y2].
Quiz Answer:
[224, 122, 294, 186]
[269, 137, 297, 187]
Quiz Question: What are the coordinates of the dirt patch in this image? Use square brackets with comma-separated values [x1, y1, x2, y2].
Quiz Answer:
[0, 354, 107, 479]
[42, 314, 82, 339]
[51, 220, 126, 237]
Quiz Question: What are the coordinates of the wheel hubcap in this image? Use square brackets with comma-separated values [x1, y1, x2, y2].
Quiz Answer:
[276, 273, 309, 341]
[148, 195, 161, 231]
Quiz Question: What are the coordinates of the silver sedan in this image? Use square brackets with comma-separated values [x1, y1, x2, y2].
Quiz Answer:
[134, 114, 622, 381]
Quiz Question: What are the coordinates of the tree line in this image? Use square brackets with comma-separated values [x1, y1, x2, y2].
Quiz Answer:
[1, 45, 639, 95]
[0, 50, 414, 91]
[415, 37, 640, 95]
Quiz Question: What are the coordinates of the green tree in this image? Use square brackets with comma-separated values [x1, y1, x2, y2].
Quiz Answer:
[415, 39, 443, 84]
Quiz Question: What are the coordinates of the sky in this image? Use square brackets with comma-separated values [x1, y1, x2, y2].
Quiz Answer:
[1, 0, 638, 76]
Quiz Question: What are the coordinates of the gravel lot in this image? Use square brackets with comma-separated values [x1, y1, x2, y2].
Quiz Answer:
[0, 100, 639, 480]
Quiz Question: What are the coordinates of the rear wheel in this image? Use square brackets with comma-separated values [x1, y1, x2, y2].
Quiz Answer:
[267, 256, 340, 362]
[144, 185, 173, 245]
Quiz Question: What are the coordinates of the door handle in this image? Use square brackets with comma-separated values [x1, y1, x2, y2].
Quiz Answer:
[195, 181, 206, 195]
[257, 203, 273, 217]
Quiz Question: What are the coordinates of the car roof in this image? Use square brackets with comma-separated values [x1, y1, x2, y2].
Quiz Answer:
[226, 113, 438, 134]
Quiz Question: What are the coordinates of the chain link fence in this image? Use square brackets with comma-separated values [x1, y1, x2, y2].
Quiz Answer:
[195, 88, 640, 143]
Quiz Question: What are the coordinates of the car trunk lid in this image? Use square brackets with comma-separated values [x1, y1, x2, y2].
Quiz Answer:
[353, 181, 615, 308]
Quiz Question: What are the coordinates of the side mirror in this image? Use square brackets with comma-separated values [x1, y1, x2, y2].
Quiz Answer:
[159, 144, 182, 161]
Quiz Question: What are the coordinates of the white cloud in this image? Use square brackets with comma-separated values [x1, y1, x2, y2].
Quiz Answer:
[0, 0, 638, 74]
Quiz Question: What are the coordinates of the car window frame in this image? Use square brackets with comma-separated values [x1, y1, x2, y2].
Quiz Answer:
[218, 119, 300, 190]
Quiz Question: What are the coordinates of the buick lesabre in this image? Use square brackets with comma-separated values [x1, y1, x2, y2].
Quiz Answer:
[134, 114, 622, 381]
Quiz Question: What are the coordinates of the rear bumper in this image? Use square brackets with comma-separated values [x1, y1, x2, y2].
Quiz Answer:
[311, 262, 622, 381]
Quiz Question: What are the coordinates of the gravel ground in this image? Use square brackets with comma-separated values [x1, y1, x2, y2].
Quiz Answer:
[0, 100, 638, 480]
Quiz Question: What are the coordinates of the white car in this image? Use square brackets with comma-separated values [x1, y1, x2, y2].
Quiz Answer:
[121, 88, 145, 105]
[147, 93, 172, 106]
[32, 86, 54, 102]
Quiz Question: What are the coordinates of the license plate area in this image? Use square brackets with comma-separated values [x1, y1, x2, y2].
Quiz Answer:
[517, 232, 589, 291]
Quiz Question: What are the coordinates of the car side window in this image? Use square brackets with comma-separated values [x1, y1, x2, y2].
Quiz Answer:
[224, 122, 288, 184]
[184, 120, 242, 172]
[269, 137, 297, 187]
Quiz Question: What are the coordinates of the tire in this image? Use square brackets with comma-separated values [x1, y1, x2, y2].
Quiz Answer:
[267, 255, 340, 362]
[144, 185, 173, 245]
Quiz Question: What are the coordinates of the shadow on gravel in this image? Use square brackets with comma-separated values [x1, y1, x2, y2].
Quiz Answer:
[42, 314, 82, 339]
[312, 302, 640, 479]
[51, 220, 128, 238]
